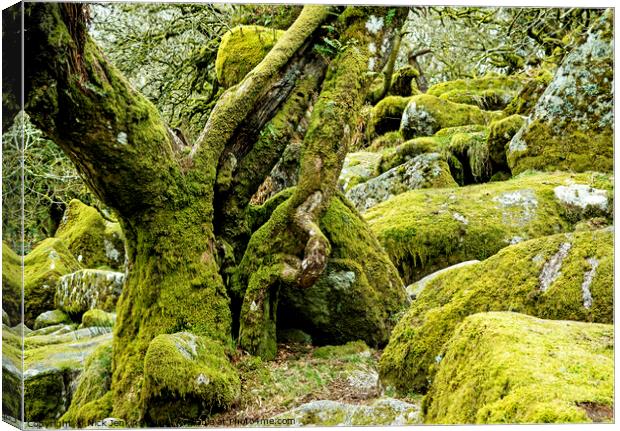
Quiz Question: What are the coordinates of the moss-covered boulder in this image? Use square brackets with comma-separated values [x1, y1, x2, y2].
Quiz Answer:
[274, 398, 420, 426]
[346, 153, 457, 212]
[2, 241, 21, 326]
[55, 199, 125, 270]
[339, 151, 383, 192]
[399, 94, 502, 140]
[389, 65, 420, 97]
[507, 12, 613, 174]
[405, 260, 479, 300]
[34, 309, 71, 330]
[486, 114, 525, 174]
[277, 196, 409, 348]
[368, 96, 413, 137]
[427, 74, 523, 110]
[504, 68, 553, 116]
[80, 309, 116, 328]
[24, 238, 82, 328]
[215, 25, 284, 89]
[2, 324, 23, 421]
[379, 228, 613, 394]
[365, 171, 612, 284]
[55, 269, 125, 317]
[377, 125, 487, 175]
[59, 340, 113, 428]
[368, 130, 404, 151]
[23, 325, 112, 423]
[423, 312, 613, 424]
[141, 332, 240, 425]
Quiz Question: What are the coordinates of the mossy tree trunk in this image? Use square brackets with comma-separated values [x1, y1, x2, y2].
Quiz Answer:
[24, 3, 406, 425]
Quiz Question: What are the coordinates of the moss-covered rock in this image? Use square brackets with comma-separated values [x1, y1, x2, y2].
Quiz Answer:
[399, 94, 502, 140]
[55, 199, 125, 270]
[377, 125, 487, 175]
[2, 241, 21, 326]
[274, 398, 421, 426]
[389, 65, 420, 97]
[312, 340, 370, 359]
[80, 309, 116, 328]
[277, 196, 409, 348]
[24, 238, 82, 328]
[55, 269, 124, 317]
[486, 114, 525, 174]
[34, 309, 71, 330]
[2, 324, 23, 421]
[346, 153, 457, 212]
[427, 74, 523, 110]
[443, 129, 491, 184]
[368, 130, 404, 152]
[215, 25, 285, 89]
[405, 260, 479, 300]
[141, 332, 240, 425]
[23, 325, 112, 423]
[59, 340, 113, 428]
[379, 228, 613, 394]
[365, 171, 612, 284]
[368, 96, 413, 137]
[504, 68, 553, 116]
[423, 312, 613, 424]
[338, 151, 383, 192]
[507, 12, 613, 174]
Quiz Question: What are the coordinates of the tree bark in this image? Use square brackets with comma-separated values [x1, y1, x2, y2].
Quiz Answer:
[24, 3, 407, 424]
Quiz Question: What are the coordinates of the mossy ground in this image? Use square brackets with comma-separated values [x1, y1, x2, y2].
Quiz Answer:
[379, 228, 613, 394]
[208, 340, 421, 424]
[423, 312, 613, 424]
[364, 171, 612, 284]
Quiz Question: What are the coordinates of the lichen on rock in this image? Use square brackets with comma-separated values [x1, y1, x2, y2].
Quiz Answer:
[55, 269, 125, 317]
[507, 11, 613, 174]
[423, 312, 613, 424]
[399, 94, 502, 141]
[346, 153, 457, 212]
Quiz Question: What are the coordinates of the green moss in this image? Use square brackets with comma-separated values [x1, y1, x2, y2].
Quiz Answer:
[278, 195, 408, 347]
[504, 69, 553, 116]
[486, 114, 525, 173]
[365, 171, 612, 284]
[2, 325, 23, 420]
[339, 151, 383, 191]
[2, 241, 22, 326]
[60, 340, 113, 427]
[24, 237, 82, 327]
[379, 229, 613, 394]
[55, 199, 125, 270]
[34, 309, 71, 330]
[388, 65, 420, 97]
[427, 74, 523, 110]
[368, 96, 413, 137]
[215, 25, 285, 89]
[141, 332, 240, 426]
[400, 94, 503, 140]
[423, 312, 613, 424]
[81, 309, 115, 328]
[25, 371, 67, 423]
[368, 130, 404, 152]
[312, 340, 370, 359]
[507, 16, 612, 175]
